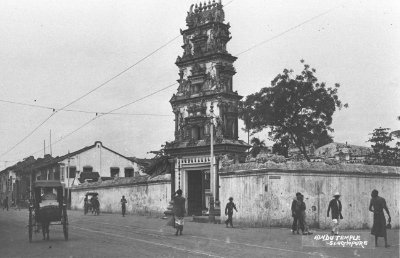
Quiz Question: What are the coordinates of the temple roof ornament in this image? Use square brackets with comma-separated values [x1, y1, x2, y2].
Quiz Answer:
[186, 0, 224, 28]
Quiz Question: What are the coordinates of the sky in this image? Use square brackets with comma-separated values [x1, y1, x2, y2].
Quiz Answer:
[0, 0, 399, 167]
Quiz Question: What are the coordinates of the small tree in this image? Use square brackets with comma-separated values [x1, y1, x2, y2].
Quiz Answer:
[238, 101, 254, 146]
[368, 127, 400, 166]
[250, 137, 266, 157]
[368, 127, 392, 165]
[272, 135, 290, 157]
[240, 60, 346, 161]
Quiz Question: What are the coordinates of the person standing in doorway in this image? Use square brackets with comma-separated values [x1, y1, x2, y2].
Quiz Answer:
[327, 192, 343, 235]
[172, 189, 186, 236]
[225, 197, 238, 228]
[369, 189, 391, 248]
[121, 196, 127, 217]
[291, 192, 302, 234]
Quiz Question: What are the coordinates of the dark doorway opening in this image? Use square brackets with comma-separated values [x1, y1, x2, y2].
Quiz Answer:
[187, 170, 203, 216]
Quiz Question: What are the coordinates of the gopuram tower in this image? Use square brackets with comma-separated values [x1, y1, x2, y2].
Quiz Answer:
[165, 0, 249, 216]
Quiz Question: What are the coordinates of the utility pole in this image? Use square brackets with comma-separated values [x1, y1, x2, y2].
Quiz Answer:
[209, 103, 217, 223]
[29, 166, 32, 202]
[49, 130, 52, 156]
[67, 151, 70, 209]
[210, 104, 215, 198]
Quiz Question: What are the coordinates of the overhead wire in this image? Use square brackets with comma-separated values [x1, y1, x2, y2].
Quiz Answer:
[0, 99, 172, 117]
[26, 82, 179, 158]
[0, 34, 180, 159]
[2, 0, 342, 163]
[235, 3, 343, 56]
[28, 3, 340, 158]
[0, 1, 238, 162]
[55, 35, 180, 112]
[0, 112, 57, 159]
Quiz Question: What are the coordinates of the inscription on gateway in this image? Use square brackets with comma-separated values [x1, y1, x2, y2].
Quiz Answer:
[269, 176, 281, 179]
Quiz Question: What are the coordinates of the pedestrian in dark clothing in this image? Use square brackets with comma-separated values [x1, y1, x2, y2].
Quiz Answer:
[90, 196, 94, 213]
[172, 189, 186, 236]
[121, 196, 127, 217]
[291, 192, 302, 234]
[225, 197, 238, 228]
[299, 194, 312, 235]
[84, 196, 89, 215]
[327, 192, 343, 235]
[92, 196, 100, 215]
[369, 189, 391, 247]
[4, 196, 9, 211]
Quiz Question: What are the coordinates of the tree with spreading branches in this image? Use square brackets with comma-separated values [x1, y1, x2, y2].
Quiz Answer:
[240, 60, 347, 161]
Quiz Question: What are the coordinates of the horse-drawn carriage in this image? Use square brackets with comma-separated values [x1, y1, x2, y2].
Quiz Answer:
[28, 180, 68, 242]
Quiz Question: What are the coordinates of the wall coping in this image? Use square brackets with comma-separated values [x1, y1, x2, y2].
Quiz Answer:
[71, 174, 171, 191]
[220, 168, 400, 178]
[220, 162, 400, 177]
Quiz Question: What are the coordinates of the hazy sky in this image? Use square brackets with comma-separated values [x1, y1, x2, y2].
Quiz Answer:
[0, 0, 399, 166]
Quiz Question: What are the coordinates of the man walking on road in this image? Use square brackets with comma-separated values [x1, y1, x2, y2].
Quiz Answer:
[225, 197, 238, 228]
[327, 192, 343, 235]
[121, 196, 127, 217]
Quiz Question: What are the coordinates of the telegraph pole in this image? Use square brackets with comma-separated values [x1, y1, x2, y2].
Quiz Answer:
[49, 130, 52, 156]
[67, 151, 70, 208]
[209, 103, 216, 222]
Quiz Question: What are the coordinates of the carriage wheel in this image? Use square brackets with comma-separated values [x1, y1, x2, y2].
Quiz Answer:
[28, 207, 33, 242]
[62, 208, 68, 240]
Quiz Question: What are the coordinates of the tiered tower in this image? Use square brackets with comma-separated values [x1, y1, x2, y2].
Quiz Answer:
[165, 1, 249, 216]
[167, 0, 248, 156]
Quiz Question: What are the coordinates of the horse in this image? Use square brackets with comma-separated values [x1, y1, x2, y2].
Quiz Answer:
[41, 221, 50, 240]
[37, 205, 59, 241]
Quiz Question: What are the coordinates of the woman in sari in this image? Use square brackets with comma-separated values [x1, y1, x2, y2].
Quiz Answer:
[172, 189, 186, 236]
[369, 189, 391, 247]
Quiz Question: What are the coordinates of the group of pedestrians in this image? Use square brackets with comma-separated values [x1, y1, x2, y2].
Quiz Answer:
[120, 188, 392, 248]
[1, 196, 21, 210]
[291, 192, 312, 235]
[291, 189, 392, 248]
[169, 190, 240, 236]
[83, 195, 100, 215]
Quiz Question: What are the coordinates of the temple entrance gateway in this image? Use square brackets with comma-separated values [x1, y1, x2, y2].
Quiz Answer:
[187, 170, 203, 215]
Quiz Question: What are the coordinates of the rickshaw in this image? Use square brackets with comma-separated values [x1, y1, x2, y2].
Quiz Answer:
[28, 180, 68, 242]
[84, 192, 100, 215]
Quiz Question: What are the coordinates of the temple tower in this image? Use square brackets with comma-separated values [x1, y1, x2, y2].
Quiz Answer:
[165, 0, 249, 216]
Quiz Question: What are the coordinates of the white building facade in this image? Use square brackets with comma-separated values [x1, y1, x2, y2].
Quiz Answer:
[34, 141, 143, 191]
